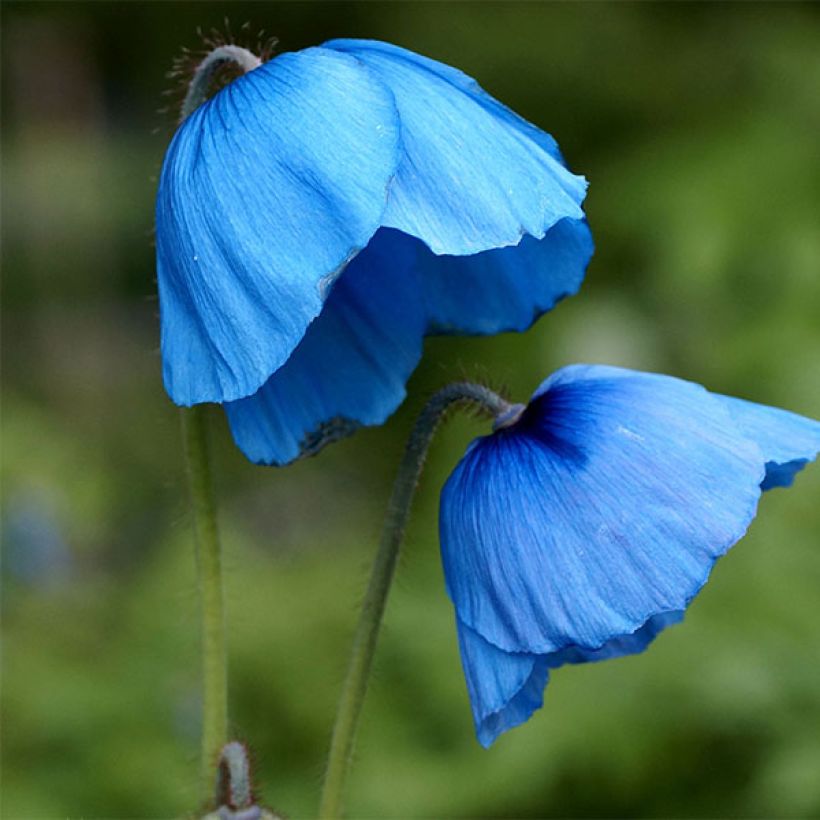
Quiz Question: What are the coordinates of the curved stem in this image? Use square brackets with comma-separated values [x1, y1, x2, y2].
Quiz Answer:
[181, 406, 228, 800]
[181, 45, 261, 121]
[318, 383, 513, 819]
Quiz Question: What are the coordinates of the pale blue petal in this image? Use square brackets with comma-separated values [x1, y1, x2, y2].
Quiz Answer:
[326, 39, 587, 255]
[720, 396, 820, 489]
[156, 47, 401, 405]
[419, 218, 593, 335]
[440, 365, 765, 655]
[456, 618, 548, 748]
[224, 230, 426, 465]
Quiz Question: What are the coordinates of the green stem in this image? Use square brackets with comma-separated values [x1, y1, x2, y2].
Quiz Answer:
[181, 405, 228, 799]
[319, 383, 514, 819]
[176, 43, 261, 803]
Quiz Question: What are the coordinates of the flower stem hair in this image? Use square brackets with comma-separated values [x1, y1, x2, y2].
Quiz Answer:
[319, 382, 512, 818]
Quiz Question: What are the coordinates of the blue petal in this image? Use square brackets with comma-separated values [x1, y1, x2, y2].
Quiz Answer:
[325, 39, 587, 255]
[419, 218, 593, 335]
[456, 618, 549, 748]
[224, 230, 426, 465]
[440, 365, 766, 655]
[328, 39, 566, 164]
[720, 396, 820, 489]
[546, 610, 683, 667]
[457, 609, 683, 747]
[156, 47, 401, 405]
[226, 218, 592, 464]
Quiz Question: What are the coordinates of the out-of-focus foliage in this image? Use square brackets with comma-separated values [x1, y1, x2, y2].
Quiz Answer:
[2, 2, 819, 817]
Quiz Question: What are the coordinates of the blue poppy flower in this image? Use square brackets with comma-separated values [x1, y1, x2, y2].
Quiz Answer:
[439, 364, 820, 747]
[156, 39, 592, 465]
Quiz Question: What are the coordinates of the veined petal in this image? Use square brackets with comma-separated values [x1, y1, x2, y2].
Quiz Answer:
[458, 609, 680, 746]
[720, 395, 820, 489]
[326, 39, 587, 255]
[156, 47, 401, 406]
[225, 220, 592, 463]
[545, 610, 684, 667]
[420, 218, 593, 335]
[224, 230, 426, 465]
[456, 618, 548, 749]
[329, 38, 566, 163]
[440, 365, 766, 654]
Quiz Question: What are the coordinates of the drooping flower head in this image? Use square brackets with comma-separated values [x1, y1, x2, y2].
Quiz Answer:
[439, 365, 820, 747]
[156, 40, 592, 465]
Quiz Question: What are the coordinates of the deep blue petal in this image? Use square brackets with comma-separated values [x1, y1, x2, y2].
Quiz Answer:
[456, 618, 549, 748]
[440, 365, 766, 655]
[156, 47, 401, 405]
[326, 39, 587, 255]
[419, 218, 593, 335]
[224, 230, 426, 465]
[226, 219, 593, 464]
[720, 395, 820, 489]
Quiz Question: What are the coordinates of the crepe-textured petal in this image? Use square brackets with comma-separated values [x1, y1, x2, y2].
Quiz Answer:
[419, 218, 593, 336]
[441, 366, 820, 745]
[545, 610, 684, 668]
[326, 39, 587, 255]
[224, 230, 426, 465]
[458, 608, 682, 747]
[157, 39, 596, 466]
[440, 365, 767, 655]
[720, 395, 820, 489]
[156, 47, 401, 406]
[456, 618, 549, 749]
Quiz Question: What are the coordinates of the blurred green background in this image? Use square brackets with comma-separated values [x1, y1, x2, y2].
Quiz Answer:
[3, 2, 820, 817]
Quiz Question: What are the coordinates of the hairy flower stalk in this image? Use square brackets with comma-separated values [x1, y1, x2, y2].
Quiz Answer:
[178, 44, 262, 801]
[182, 406, 227, 799]
[161, 34, 591, 811]
[319, 382, 513, 819]
[180, 45, 262, 121]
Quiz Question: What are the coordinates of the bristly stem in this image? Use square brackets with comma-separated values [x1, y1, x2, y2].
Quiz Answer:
[181, 45, 261, 121]
[181, 405, 228, 799]
[177, 44, 261, 802]
[319, 382, 514, 819]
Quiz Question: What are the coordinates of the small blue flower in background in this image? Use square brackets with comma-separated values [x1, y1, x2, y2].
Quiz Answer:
[439, 364, 820, 747]
[3, 488, 72, 588]
[156, 39, 592, 465]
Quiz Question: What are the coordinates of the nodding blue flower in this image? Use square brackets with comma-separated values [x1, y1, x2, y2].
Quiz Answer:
[156, 39, 592, 465]
[439, 364, 820, 747]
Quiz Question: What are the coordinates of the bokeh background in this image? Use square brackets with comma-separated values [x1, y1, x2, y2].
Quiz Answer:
[3, 2, 820, 817]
